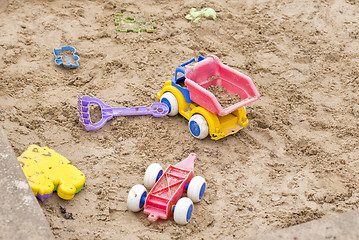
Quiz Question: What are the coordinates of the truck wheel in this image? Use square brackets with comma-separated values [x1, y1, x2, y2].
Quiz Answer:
[188, 114, 209, 139]
[127, 184, 147, 212]
[187, 176, 206, 203]
[144, 163, 163, 189]
[173, 197, 194, 225]
[160, 92, 179, 116]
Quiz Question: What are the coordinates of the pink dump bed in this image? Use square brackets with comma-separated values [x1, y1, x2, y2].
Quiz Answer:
[144, 153, 196, 222]
[185, 55, 260, 116]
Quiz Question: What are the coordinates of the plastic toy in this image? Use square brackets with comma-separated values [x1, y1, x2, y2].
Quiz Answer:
[127, 153, 206, 225]
[18, 145, 85, 200]
[157, 55, 260, 140]
[77, 95, 169, 131]
[115, 12, 156, 32]
[53, 46, 79, 68]
[185, 8, 217, 23]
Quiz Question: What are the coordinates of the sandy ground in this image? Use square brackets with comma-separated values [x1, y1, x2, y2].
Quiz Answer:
[0, 0, 358, 239]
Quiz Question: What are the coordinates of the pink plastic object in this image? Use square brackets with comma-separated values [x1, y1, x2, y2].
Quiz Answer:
[185, 55, 260, 116]
[144, 153, 197, 222]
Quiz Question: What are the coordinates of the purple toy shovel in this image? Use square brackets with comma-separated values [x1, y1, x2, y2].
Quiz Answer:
[78, 95, 169, 131]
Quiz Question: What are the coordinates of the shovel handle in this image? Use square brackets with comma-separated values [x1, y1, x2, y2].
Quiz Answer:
[112, 103, 169, 117]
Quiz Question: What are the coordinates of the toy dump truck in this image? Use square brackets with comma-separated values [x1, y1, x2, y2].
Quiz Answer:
[157, 55, 260, 140]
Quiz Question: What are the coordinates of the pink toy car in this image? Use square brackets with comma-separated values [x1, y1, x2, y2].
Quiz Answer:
[127, 153, 206, 225]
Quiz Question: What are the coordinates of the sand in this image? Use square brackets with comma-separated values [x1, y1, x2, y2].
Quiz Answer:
[0, 0, 358, 239]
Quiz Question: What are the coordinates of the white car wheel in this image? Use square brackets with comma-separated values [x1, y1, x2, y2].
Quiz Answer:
[160, 92, 179, 116]
[127, 184, 147, 212]
[188, 114, 209, 139]
[144, 163, 163, 189]
[187, 176, 206, 203]
[173, 197, 194, 225]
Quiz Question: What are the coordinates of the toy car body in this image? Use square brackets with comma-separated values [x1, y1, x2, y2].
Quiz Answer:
[127, 153, 206, 225]
[157, 55, 260, 140]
